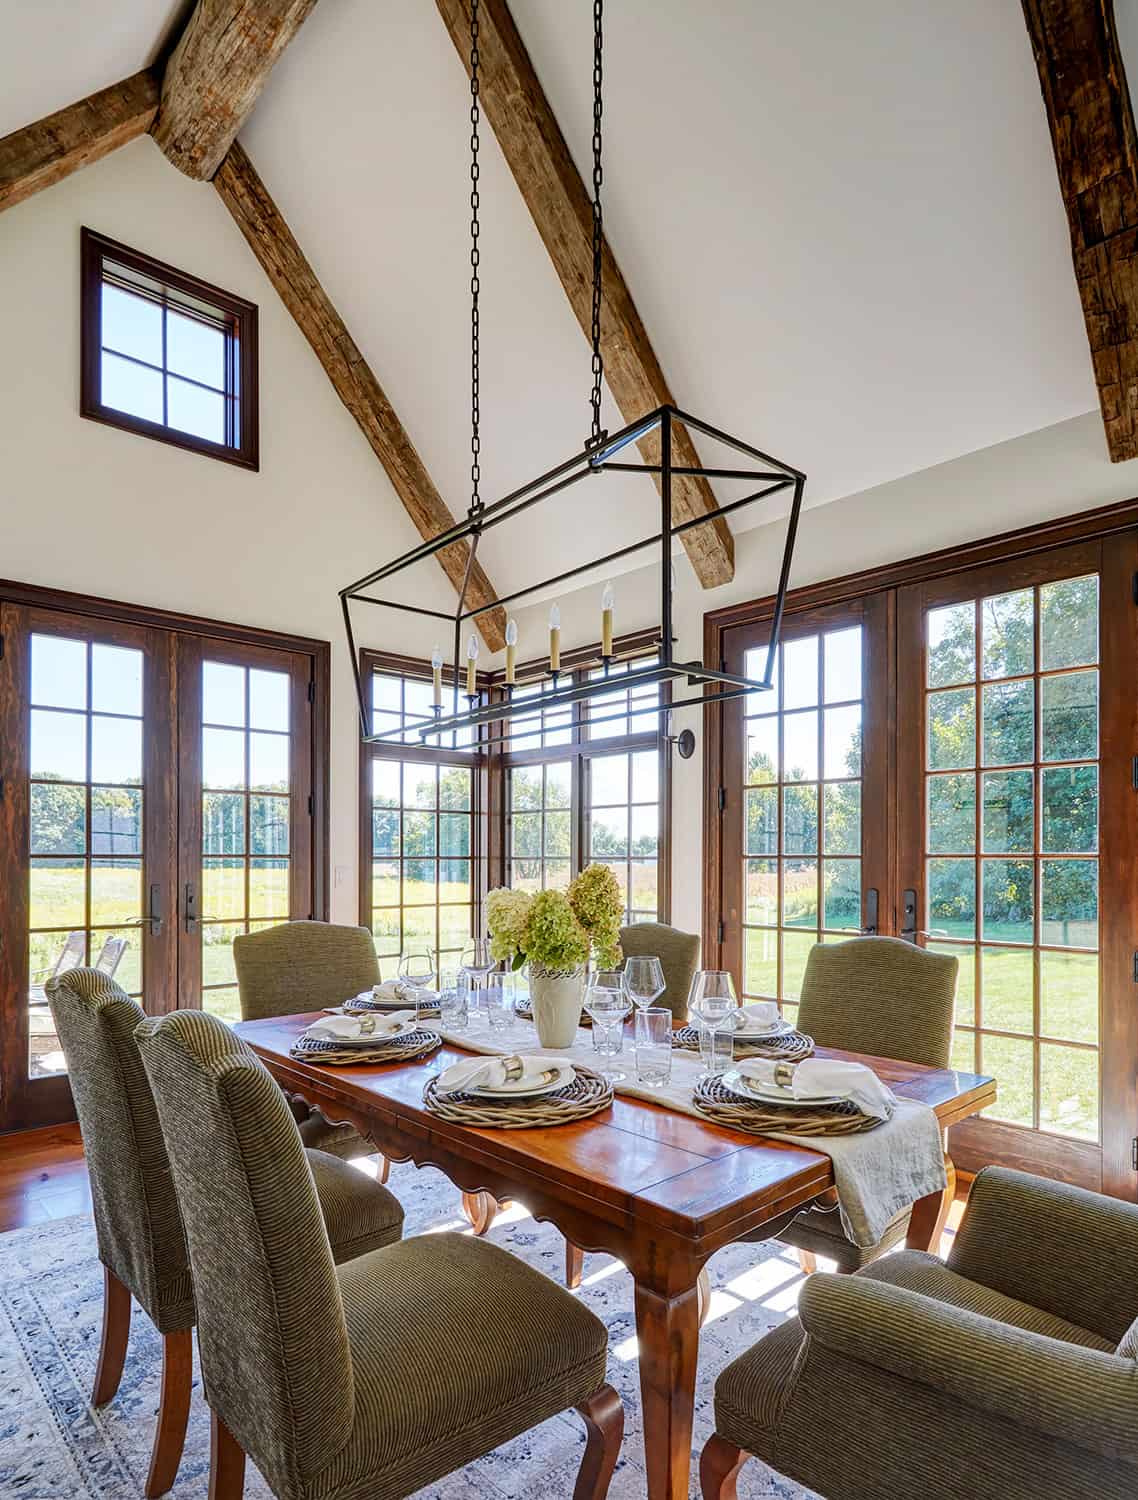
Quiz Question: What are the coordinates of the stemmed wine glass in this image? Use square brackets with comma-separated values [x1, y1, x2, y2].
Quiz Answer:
[623, 956, 665, 1013]
[397, 948, 436, 1023]
[461, 940, 497, 1024]
[583, 979, 632, 1081]
[688, 970, 739, 1075]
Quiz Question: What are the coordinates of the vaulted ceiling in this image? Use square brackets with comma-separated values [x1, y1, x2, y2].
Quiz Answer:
[0, 0, 1112, 602]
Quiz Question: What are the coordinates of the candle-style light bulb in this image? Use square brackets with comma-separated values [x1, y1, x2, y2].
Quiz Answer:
[601, 581, 615, 658]
[505, 617, 518, 686]
[430, 644, 443, 708]
[465, 634, 479, 697]
[548, 604, 561, 674]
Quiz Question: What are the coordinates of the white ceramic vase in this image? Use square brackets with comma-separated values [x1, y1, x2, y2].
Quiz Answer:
[528, 964, 585, 1048]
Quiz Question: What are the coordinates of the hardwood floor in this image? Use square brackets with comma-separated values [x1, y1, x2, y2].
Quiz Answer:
[0, 1122, 90, 1231]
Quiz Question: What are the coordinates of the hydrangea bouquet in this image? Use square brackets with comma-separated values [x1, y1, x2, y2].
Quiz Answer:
[486, 864, 623, 975]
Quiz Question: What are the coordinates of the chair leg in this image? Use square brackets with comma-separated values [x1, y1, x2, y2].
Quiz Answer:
[92, 1266, 131, 1406]
[930, 1152, 957, 1251]
[145, 1329, 193, 1498]
[572, 1384, 624, 1500]
[208, 1410, 246, 1500]
[461, 1191, 498, 1236]
[696, 1267, 712, 1326]
[797, 1250, 817, 1275]
[566, 1241, 585, 1289]
[700, 1433, 749, 1499]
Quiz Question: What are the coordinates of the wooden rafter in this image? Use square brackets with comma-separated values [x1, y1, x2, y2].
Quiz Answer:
[0, 71, 159, 215]
[434, 0, 735, 587]
[152, 0, 320, 181]
[214, 143, 507, 650]
[1023, 0, 1138, 462]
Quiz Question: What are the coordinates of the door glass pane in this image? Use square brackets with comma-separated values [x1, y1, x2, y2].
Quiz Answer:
[920, 573, 1101, 1141]
[26, 634, 146, 1079]
[740, 625, 864, 1007]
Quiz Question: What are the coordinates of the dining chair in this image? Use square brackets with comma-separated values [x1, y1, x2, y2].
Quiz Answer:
[233, 919, 386, 1174]
[619, 922, 700, 1024]
[135, 1007, 625, 1500]
[700, 1166, 1138, 1500]
[740, 935, 959, 1276]
[47, 968, 405, 1499]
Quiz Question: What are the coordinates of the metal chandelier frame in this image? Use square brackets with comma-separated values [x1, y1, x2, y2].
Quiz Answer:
[341, 402, 806, 749]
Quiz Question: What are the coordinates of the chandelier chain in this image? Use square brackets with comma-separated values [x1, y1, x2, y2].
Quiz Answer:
[469, 0, 482, 516]
[589, 0, 605, 447]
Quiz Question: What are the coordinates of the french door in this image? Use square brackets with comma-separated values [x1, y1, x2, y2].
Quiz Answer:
[714, 537, 1138, 1198]
[0, 599, 322, 1131]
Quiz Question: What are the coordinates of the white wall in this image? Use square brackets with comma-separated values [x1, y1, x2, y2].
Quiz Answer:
[0, 137, 448, 920]
[513, 408, 1138, 934]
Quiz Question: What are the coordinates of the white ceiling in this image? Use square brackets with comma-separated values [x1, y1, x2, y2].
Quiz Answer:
[2, 0, 1106, 601]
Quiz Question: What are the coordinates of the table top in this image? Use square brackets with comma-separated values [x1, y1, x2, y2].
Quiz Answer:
[237, 1012, 996, 1257]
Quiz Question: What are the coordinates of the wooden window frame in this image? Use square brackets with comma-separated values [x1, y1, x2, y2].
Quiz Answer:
[80, 227, 260, 472]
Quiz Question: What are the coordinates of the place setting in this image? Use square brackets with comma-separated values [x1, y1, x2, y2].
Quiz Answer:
[693, 1053, 897, 1137]
[289, 1007, 443, 1065]
[422, 1050, 614, 1128]
[337, 948, 442, 1020]
[674, 994, 815, 1063]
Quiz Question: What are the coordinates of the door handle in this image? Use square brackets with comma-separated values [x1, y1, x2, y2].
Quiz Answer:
[900, 888, 918, 943]
[184, 882, 198, 933]
[147, 883, 163, 936]
[862, 888, 879, 935]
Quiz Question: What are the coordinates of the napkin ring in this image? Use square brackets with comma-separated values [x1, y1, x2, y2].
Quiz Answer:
[773, 1061, 796, 1089]
[358, 1015, 377, 1036]
[501, 1054, 525, 1082]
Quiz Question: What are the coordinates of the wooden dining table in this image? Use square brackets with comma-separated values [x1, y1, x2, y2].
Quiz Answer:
[236, 1013, 995, 1500]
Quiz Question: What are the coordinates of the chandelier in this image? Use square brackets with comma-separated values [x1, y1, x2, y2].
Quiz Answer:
[341, 0, 805, 750]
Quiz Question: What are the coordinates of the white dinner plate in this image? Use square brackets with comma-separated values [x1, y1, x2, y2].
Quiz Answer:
[733, 1017, 796, 1040]
[475, 1061, 576, 1099]
[719, 1068, 844, 1107]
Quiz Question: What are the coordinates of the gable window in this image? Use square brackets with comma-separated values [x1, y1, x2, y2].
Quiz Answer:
[80, 228, 259, 470]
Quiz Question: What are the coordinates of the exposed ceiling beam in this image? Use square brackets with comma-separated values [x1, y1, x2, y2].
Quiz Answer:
[434, 0, 735, 588]
[152, 0, 320, 181]
[1023, 0, 1138, 462]
[0, 70, 159, 215]
[214, 142, 508, 650]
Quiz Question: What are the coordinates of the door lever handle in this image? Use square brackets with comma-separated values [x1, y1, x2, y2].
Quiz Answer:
[900, 888, 918, 943]
[184, 882, 198, 933]
[148, 882, 163, 936]
[862, 888, 879, 935]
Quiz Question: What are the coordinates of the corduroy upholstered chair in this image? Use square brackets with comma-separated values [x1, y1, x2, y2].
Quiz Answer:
[233, 920, 382, 1168]
[47, 969, 404, 1499]
[135, 1008, 624, 1500]
[619, 921, 700, 1024]
[701, 1167, 1138, 1500]
[741, 936, 958, 1275]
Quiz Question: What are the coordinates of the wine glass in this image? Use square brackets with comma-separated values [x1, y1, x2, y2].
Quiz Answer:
[398, 949, 436, 1021]
[623, 955, 665, 1012]
[584, 981, 632, 1081]
[688, 970, 739, 1075]
[460, 939, 496, 1022]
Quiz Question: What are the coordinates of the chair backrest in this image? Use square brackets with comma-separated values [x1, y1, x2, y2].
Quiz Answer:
[94, 935, 128, 977]
[233, 919, 380, 1021]
[53, 929, 87, 979]
[45, 969, 193, 1331]
[135, 1009, 353, 1498]
[797, 937, 958, 1068]
[619, 922, 700, 1023]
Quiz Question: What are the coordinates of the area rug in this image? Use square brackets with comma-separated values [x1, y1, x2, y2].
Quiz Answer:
[0, 1158, 819, 1499]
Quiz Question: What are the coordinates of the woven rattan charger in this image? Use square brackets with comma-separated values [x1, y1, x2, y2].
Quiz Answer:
[692, 1071, 893, 1137]
[423, 1061, 613, 1128]
[290, 1028, 442, 1066]
[345, 993, 441, 1019]
[672, 1024, 814, 1063]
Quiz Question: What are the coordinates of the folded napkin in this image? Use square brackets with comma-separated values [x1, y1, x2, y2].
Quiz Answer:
[372, 981, 438, 1006]
[735, 1001, 781, 1032]
[436, 1053, 560, 1096]
[739, 1057, 895, 1122]
[304, 1010, 415, 1042]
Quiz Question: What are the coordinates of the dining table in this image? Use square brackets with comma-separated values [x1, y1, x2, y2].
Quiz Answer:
[236, 1011, 996, 1500]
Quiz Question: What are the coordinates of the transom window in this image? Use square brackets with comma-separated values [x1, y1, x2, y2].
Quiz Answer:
[80, 228, 258, 470]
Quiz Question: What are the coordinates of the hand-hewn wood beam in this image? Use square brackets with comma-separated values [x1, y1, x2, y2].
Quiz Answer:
[1023, 0, 1138, 462]
[435, 0, 735, 587]
[0, 71, 159, 215]
[214, 143, 507, 649]
[152, 0, 320, 182]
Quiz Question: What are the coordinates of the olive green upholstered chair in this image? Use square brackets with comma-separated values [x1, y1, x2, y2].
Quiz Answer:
[233, 920, 381, 1166]
[619, 921, 700, 1024]
[135, 1008, 624, 1500]
[46, 969, 404, 1499]
[701, 1167, 1138, 1500]
[741, 936, 958, 1276]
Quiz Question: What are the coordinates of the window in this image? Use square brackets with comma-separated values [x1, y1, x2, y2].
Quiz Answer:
[80, 228, 259, 470]
[363, 660, 482, 976]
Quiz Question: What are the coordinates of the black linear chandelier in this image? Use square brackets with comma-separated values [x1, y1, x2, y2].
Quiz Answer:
[342, 0, 805, 749]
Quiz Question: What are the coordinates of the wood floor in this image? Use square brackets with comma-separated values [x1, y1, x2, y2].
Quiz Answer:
[0, 1122, 90, 1231]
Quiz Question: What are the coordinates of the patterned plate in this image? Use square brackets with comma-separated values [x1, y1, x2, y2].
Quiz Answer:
[289, 1028, 442, 1066]
[672, 1025, 814, 1062]
[345, 994, 441, 1019]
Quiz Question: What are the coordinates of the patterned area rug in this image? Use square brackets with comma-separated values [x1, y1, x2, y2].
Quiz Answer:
[0, 1158, 819, 1499]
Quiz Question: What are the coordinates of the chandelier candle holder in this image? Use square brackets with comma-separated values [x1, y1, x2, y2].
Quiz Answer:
[339, 0, 806, 748]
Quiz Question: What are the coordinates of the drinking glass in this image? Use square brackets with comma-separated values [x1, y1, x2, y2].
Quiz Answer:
[437, 968, 470, 1031]
[634, 1007, 673, 1088]
[460, 939, 495, 978]
[398, 949, 436, 1021]
[688, 970, 739, 1076]
[623, 955, 665, 1012]
[481, 967, 513, 1033]
[584, 983, 632, 1081]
